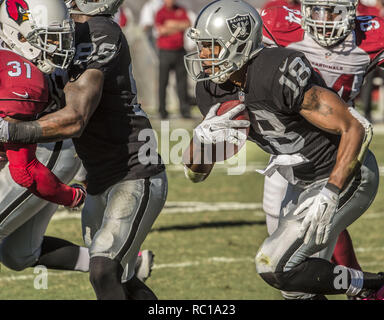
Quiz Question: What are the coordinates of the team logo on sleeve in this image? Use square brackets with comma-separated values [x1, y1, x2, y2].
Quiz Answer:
[226, 14, 253, 41]
[5, 0, 29, 25]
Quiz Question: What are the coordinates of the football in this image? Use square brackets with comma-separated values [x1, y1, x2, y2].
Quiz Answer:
[213, 99, 250, 162]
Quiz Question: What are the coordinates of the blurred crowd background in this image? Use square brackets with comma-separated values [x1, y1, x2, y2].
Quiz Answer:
[116, 0, 384, 123]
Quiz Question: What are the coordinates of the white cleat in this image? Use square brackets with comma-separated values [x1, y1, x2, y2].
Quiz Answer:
[135, 250, 155, 283]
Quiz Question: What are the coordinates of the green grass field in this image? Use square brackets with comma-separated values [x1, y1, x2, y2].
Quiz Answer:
[0, 117, 384, 300]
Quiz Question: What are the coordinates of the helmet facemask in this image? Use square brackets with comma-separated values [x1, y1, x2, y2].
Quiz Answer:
[0, 0, 75, 74]
[185, 22, 260, 84]
[184, 0, 263, 84]
[25, 18, 75, 73]
[185, 28, 238, 84]
[302, 0, 357, 47]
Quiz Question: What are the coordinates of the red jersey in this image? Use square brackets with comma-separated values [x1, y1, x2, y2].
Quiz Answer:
[0, 48, 83, 208]
[155, 5, 189, 50]
[262, 0, 301, 11]
[0, 49, 48, 119]
[261, 6, 384, 104]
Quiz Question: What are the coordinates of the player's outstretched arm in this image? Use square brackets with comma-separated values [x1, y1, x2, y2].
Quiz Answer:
[291, 85, 372, 245]
[4, 143, 86, 208]
[299, 85, 372, 191]
[1, 69, 104, 144]
[38, 69, 104, 141]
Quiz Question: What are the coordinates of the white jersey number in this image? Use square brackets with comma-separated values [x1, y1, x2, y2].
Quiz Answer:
[283, 6, 301, 25]
[358, 16, 380, 32]
[279, 57, 311, 99]
[7, 61, 32, 79]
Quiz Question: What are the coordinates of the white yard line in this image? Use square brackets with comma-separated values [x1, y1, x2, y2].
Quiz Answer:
[354, 247, 384, 253]
[0, 271, 74, 282]
[52, 201, 264, 220]
[167, 162, 384, 176]
[0, 257, 253, 282]
[51, 201, 383, 221]
[0, 252, 383, 282]
[152, 257, 254, 270]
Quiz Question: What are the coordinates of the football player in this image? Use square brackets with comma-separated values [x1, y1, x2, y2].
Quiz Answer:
[260, 0, 382, 291]
[0, 0, 91, 275]
[0, 0, 85, 210]
[183, 0, 384, 299]
[0, 0, 167, 300]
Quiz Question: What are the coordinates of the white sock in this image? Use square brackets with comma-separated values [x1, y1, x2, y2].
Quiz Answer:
[346, 268, 364, 296]
[74, 246, 90, 272]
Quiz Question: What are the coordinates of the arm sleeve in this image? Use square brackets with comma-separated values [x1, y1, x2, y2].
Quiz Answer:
[4, 143, 77, 206]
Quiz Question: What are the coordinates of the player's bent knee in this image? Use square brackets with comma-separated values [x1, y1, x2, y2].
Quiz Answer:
[255, 245, 277, 275]
[258, 271, 290, 290]
[255, 250, 293, 291]
[257, 265, 311, 292]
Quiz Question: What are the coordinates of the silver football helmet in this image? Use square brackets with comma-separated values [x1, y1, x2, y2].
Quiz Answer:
[65, 0, 123, 16]
[301, 0, 358, 47]
[0, 0, 75, 73]
[184, 0, 264, 84]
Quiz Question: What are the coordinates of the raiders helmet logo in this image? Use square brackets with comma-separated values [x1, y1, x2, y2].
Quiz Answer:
[226, 14, 253, 41]
[5, 0, 29, 26]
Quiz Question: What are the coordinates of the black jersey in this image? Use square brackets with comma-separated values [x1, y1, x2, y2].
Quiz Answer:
[68, 16, 164, 195]
[196, 47, 341, 183]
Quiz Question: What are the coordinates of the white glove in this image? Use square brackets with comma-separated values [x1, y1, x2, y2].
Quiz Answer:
[194, 103, 250, 146]
[0, 117, 9, 143]
[293, 184, 339, 245]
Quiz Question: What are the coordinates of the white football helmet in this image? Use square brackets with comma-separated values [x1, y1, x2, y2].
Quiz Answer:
[184, 0, 264, 84]
[0, 0, 75, 73]
[301, 0, 358, 47]
[65, 0, 123, 16]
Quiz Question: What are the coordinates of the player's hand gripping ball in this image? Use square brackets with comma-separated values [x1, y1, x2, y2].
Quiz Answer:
[194, 100, 250, 161]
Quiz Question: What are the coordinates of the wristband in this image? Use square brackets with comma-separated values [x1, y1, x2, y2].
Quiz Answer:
[8, 121, 43, 144]
[324, 182, 341, 196]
